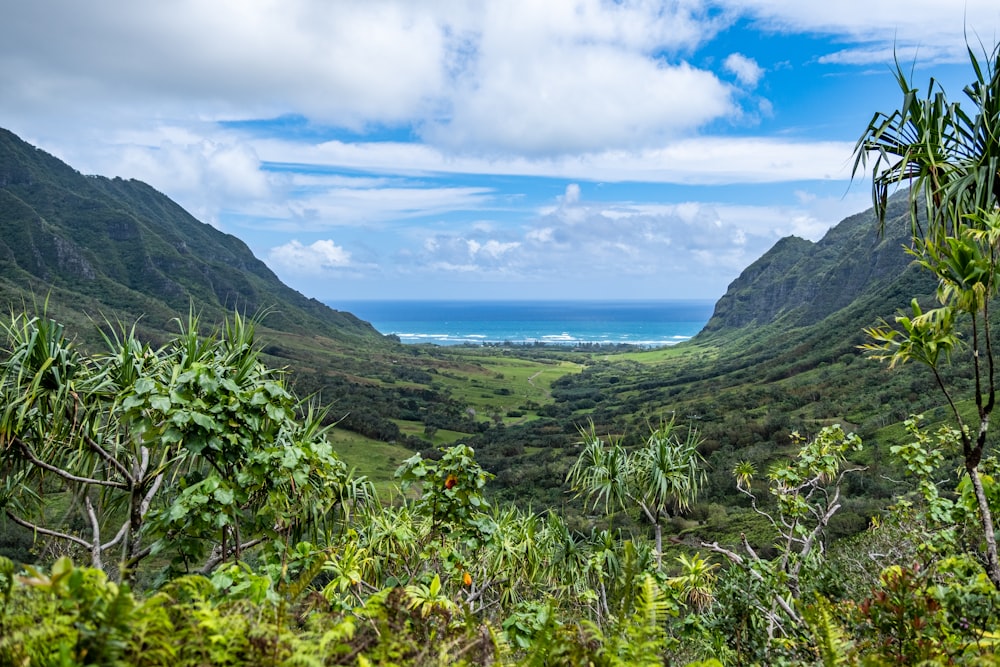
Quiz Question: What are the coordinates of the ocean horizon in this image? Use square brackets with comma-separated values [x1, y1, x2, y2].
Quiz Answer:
[327, 299, 716, 347]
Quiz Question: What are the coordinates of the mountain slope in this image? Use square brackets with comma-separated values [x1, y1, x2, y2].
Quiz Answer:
[474, 192, 950, 512]
[701, 190, 933, 336]
[0, 128, 381, 344]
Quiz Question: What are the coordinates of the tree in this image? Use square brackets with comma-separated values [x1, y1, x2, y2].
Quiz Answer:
[702, 425, 863, 650]
[566, 419, 705, 569]
[854, 43, 1000, 587]
[0, 314, 153, 575]
[0, 310, 372, 583]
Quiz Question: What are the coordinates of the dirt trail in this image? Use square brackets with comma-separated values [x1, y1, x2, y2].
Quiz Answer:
[527, 369, 551, 400]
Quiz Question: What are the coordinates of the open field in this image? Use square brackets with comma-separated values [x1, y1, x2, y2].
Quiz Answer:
[326, 428, 415, 498]
[427, 352, 583, 421]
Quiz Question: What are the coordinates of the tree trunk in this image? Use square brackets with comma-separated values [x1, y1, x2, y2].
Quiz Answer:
[638, 501, 663, 570]
[84, 496, 103, 571]
[654, 522, 663, 570]
[968, 465, 1000, 588]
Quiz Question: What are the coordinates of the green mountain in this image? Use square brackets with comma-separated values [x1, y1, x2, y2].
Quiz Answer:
[0, 123, 976, 565]
[0, 126, 951, 532]
[702, 190, 934, 336]
[471, 192, 948, 526]
[0, 127, 382, 345]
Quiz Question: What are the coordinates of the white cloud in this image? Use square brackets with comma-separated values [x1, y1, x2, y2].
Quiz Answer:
[562, 184, 581, 205]
[724, 53, 764, 87]
[2, 0, 991, 301]
[430, 46, 736, 154]
[229, 176, 497, 231]
[428, 0, 737, 153]
[720, 0, 1000, 65]
[262, 183, 879, 299]
[402, 191, 772, 290]
[0, 1, 743, 158]
[526, 227, 555, 243]
[427, 261, 480, 274]
[485, 239, 521, 257]
[255, 135, 856, 185]
[93, 133, 271, 228]
[410, 231, 524, 275]
[268, 239, 353, 275]
[0, 1, 447, 127]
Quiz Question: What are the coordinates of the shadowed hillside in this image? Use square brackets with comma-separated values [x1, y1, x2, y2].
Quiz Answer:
[0, 128, 382, 345]
[701, 190, 933, 335]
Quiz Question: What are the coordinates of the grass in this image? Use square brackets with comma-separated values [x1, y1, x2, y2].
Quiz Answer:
[608, 340, 719, 363]
[415, 349, 584, 423]
[393, 420, 468, 445]
[327, 427, 415, 498]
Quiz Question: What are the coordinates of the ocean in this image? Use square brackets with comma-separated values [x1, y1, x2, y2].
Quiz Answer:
[328, 299, 716, 347]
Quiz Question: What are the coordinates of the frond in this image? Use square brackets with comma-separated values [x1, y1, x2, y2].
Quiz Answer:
[634, 572, 672, 627]
[636, 421, 706, 515]
[565, 423, 631, 514]
[803, 594, 854, 667]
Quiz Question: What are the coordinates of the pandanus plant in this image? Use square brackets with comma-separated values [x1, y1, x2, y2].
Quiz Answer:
[854, 42, 1000, 588]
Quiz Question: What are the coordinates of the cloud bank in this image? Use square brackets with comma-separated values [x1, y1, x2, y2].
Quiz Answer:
[1, 1, 997, 299]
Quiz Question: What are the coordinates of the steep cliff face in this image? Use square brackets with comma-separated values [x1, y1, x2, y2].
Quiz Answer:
[0, 127, 382, 343]
[701, 192, 930, 335]
[703, 235, 814, 330]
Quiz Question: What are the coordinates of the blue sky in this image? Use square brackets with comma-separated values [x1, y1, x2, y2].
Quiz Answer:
[2, 2, 1000, 303]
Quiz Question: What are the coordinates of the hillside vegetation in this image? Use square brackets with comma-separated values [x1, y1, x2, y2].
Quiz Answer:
[0, 127, 381, 347]
[6, 43, 1000, 664]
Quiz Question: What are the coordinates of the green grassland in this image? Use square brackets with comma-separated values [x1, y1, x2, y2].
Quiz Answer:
[426, 351, 583, 420]
[325, 428, 415, 498]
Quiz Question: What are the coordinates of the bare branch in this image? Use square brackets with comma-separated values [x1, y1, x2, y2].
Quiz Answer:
[737, 484, 782, 533]
[5, 509, 92, 550]
[123, 545, 154, 569]
[139, 473, 163, 516]
[701, 537, 803, 627]
[741, 533, 761, 562]
[700, 540, 744, 566]
[84, 435, 133, 483]
[84, 496, 103, 570]
[15, 437, 128, 489]
[101, 520, 130, 551]
[198, 537, 267, 574]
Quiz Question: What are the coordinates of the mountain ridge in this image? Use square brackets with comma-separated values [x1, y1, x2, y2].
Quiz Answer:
[0, 127, 382, 345]
[700, 189, 933, 337]
[0, 125, 940, 364]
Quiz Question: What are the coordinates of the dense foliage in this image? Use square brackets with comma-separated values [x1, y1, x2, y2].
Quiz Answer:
[9, 35, 1000, 667]
[3, 308, 1000, 665]
[0, 310, 374, 585]
[856, 40, 1000, 588]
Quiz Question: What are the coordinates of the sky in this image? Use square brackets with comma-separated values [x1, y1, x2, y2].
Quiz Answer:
[2, 2, 1000, 303]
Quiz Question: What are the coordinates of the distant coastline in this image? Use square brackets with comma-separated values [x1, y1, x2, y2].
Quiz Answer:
[327, 299, 716, 347]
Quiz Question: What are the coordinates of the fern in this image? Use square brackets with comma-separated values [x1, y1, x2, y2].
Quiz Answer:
[610, 573, 676, 666]
[124, 592, 177, 667]
[634, 573, 673, 628]
[803, 593, 853, 667]
[282, 546, 331, 603]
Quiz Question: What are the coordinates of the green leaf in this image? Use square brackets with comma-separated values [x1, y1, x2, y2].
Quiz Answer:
[190, 411, 216, 431]
[213, 485, 235, 505]
[133, 377, 155, 395]
[149, 394, 172, 412]
[265, 403, 287, 421]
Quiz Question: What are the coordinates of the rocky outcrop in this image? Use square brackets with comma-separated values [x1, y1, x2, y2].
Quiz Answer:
[701, 192, 925, 334]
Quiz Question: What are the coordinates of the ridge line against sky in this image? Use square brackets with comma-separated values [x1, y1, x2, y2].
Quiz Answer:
[2, 1, 1000, 301]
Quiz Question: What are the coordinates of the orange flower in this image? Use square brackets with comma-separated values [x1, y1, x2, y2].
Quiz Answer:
[444, 474, 458, 489]
[463, 571, 473, 587]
